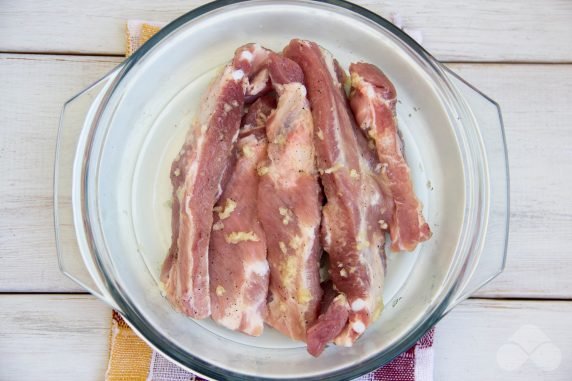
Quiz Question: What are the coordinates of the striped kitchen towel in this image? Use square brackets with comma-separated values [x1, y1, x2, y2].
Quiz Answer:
[106, 19, 433, 381]
[107, 312, 435, 381]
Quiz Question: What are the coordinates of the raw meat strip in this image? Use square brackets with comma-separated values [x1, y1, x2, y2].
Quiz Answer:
[161, 44, 270, 319]
[209, 135, 270, 336]
[258, 53, 322, 341]
[284, 40, 387, 347]
[307, 281, 349, 357]
[349, 62, 431, 252]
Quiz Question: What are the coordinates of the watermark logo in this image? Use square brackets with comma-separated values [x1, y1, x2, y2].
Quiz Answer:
[496, 324, 561, 371]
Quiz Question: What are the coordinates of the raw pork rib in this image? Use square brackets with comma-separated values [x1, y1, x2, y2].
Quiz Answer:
[258, 53, 323, 341]
[284, 40, 387, 349]
[161, 44, 269, 318]
[349, 62, 430, 252]
[209, 135, 269, 336]
[306, 281, 349, 357]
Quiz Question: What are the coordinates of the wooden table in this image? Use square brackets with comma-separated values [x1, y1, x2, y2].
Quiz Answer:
[1, 1, 571, 380]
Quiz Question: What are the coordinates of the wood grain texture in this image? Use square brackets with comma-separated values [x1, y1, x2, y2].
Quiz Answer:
[0, 54, 122, 292]
[0, 0, 571, 62]
[434, 299, 572, 380]
[1, 54, 571, 297]
[448, 64, 572, 299]
[1, 295, 570, 380]
[0, 295, 111, 381]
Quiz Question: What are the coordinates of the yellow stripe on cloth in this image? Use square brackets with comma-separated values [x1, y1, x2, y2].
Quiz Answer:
[107, 23, 164, 381]
[125, 20, 165, 57]
[106, 311, 153, 381]
[140, 24, 163, 46]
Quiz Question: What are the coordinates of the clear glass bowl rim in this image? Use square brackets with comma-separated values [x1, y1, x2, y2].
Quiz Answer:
[72, 0, 510, 380]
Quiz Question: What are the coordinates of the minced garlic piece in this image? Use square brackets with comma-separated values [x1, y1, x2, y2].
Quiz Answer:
[316, 129, 324, 141]
[225, 231, 259, 244]
[368, 140, 376, 150]
[275, 134, 286, 145]
[279, 207, 293, 225]
[367, 128, 377, 139]
[289, 235, 304, 250]
[279, 241, 287, 254]
[350, 169, 359, 179]
[324, 163, 343, 174]
[216, 285, 226, 296]
[212, 221, 224, 231]
[173, 168, 181, 177]
[257, 166, 269, 176]
[297, 288, 312, 304]
[216, 198, 237, 220]
[242, 145, 254, 158]
[378, 219, 388, 230]
[340, 268, 348, 278]
[356, 239, 370, 250]
[280, 256, 297, 284]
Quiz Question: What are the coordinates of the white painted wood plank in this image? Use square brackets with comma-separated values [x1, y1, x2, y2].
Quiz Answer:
[1, 0, 571, 62]
[435, 299, 572, 380]
[0, 295, 111, 381]
[1, 295, 570, 380]
[1, 55, 571, 298]
[0, 55, 123, 292]
[448, 63, 572, 299]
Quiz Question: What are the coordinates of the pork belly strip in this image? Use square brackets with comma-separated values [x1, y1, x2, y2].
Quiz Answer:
[209, 135, 270, 336]
[349, 62, 430, 252]
[284, 40, 386, 347]
[161, 44, 270, 319]
[258, 53, 323, 341]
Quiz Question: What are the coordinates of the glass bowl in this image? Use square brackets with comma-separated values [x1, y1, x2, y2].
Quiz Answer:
[55, 0, 509, 379]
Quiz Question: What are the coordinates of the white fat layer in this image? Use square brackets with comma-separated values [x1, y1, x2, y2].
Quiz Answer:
[352, 321, 366, 334]
[335, 333, 354, 347]
[232, 69, 245, 81]
[215, 258, 268, 334]
[351, 298, 366, 312]
[240, 50, 254, 63]
[365, 82, 377, 98]
[248, 68, 269, 94]
[245, 260, 269, 277]
[232, 128, 240, 144]
[321, 47, 340, 86]
[297, 223, 318, 316]
[369, 191, 380, 206]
